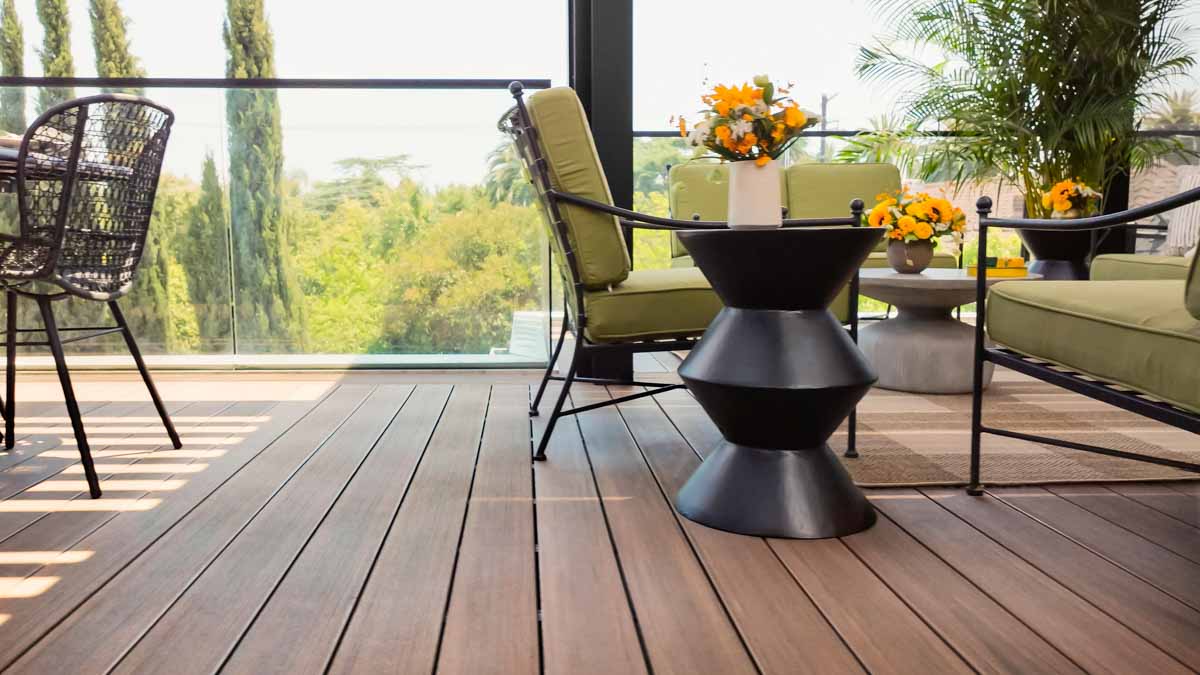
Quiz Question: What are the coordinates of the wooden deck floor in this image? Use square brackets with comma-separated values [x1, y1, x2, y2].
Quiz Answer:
[0, 371, 1196, 674]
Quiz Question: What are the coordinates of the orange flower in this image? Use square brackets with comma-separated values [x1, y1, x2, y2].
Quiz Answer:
[755, 154, 771, 167]
[897, 215, 917, 234]
[771, 122, 786, 142]
[784, 104, 807, 128]
[678, 117, 687, 137]
[714, 125, 731, 141]
[867, 205, 893, 228]
[913, 221, 934, 239]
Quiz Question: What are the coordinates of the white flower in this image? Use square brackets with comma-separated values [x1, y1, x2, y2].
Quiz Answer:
[730, 119, 753, 139]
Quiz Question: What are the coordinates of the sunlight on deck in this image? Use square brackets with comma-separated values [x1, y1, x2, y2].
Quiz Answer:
[0, 499, 160, 512]
[0, 576, 59, 598]
[61, 463, 207, 475]
[27, 480, 187, 493]
[0, 551, 93, 565]
[40, 449, 228, 460]
[54, 437, 243, 446]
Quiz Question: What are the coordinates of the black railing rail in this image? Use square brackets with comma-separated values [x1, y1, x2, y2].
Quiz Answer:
[0, 77, 554, 90]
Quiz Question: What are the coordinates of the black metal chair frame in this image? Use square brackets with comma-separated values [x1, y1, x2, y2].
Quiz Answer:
[501, 82, 867, 461]
[969, 191, 1200, 495]
[0, 94, 180, 499]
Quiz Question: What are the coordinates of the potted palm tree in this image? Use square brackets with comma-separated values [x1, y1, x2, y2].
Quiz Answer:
[845, 0, 1195, 279]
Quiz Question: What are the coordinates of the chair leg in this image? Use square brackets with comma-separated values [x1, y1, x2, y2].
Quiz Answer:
[109, 301, 181, 449]
[844, 408, 858, 459]
[533, 349, 579, 462]
[968, 362, 985, 498]
[4, 291, 14, 450]
[531, 311, 569, 416]
[37, 297, 101, 499]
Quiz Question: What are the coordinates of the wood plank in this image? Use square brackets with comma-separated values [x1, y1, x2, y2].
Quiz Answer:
[1048, 484, 1200, 564]
[990, 486, 1200, 610]
[617, 390, 864, 674]
[531, 384, 648, 675]
[930, 487, 1200, 670]
[874, 489, 1190, 674]
[841, 512, 1082, 674]
[1166, 481, 1200, 495]
[1108, 483, 1200, 527]
[220, 385, 450, 675]
[327, 385, 490, 675]
[109, 386, 414, 675]
[0, 385, 356, 671]
[769, 536, 970, 674]
[437, 385, 539, 674]
[569, 386, 756, 675]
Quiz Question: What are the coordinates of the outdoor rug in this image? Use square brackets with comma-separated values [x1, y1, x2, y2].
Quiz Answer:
[648, 364, 1200, 487]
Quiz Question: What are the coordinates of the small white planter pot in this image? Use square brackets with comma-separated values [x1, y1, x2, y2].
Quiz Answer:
[727, 159, 782, 230]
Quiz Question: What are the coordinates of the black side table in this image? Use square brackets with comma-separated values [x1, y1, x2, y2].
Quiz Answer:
[675, 227, 882, 539]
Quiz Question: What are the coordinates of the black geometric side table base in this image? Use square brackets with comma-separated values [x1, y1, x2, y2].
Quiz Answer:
[675, 227, 883, 539]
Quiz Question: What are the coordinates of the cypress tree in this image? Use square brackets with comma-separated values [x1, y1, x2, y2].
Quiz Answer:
[181, 154, 232, 350]
[224, 0, 303, 351]
[89, 0, 144, 94]
[35, 0, 73, 112]
[0, 0, 25, 133]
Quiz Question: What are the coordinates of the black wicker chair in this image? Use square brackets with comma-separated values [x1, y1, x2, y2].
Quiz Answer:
[0, 94, 179, 498]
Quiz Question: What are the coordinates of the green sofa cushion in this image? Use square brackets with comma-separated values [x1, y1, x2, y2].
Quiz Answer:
[785, 163, 901, 252]
[987, 280, 1200, 413]
[527, 87, 631, 290]
[583, 267, 722, 343]
[830, 251, 958, 322]
[666, 163, 786, 259]
[1091, 254, 1192, 281]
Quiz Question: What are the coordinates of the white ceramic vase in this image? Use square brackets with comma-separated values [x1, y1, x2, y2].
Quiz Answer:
[727, 158, 782, 230]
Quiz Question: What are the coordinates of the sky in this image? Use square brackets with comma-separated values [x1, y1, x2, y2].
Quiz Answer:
[7, 0, 1200, 187]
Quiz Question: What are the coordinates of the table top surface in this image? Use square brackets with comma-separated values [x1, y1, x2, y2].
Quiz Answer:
[859, 267, 1043, 289]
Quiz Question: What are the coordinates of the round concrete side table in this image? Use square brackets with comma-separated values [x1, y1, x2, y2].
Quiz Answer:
[674, 227, 882, 539]
[858, 268, 1041, 394]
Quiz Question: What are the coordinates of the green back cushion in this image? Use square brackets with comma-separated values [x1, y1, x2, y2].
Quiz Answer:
[785, 163, 901, 251]
[667, 163, 786, 258]
[527, 88, 631, 289]
[1187, 250, 1200, 319]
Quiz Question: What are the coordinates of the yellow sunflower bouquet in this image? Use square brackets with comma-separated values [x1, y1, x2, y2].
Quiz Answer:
[675, 75, 819, 166]
[1040, 179, 1102, 218]
[867, 189, 967, 256]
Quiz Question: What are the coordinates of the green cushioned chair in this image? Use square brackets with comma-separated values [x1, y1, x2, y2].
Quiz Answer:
[505, 84, 723, 459]
[968, 195, 1200, 494]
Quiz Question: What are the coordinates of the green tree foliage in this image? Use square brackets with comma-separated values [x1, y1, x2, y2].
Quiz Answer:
[178, 154, 232, 352]
[35, 0, 73, 112]
[631, 138, 691, 270]
[224, 0, 304, 352]
[89, 0, 145, 94]
[378, 192, 542, 354]
[304, 155, 414, 213]
[0, 0, 25, 133]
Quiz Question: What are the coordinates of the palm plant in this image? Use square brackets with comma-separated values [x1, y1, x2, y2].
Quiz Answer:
[850, 0, 1194, 216]
[484, 141, 533, 206]
[1145, 89, 1200, 129]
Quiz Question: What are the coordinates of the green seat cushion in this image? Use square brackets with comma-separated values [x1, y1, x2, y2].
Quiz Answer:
[666, 162, 786, 260]
[1091, 254, 1192, 281]
[527, 88, 631, 289]
[583, 268, 722, 343]
[830, 251, 958, 322]
[987, 280, 1200, 413]
[785, 163, 901, 252]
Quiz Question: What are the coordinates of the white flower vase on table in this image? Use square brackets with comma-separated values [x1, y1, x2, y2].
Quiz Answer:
[675, 73, 819, 231]
[727, 158, 782, 230]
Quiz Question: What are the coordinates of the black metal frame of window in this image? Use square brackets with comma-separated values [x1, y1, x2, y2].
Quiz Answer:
[968, 192, 1200, 495]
